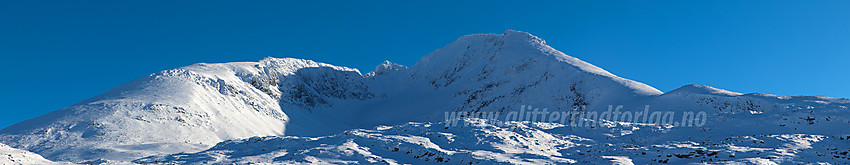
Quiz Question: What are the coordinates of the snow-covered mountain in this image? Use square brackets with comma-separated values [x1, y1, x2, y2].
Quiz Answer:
[0, 57, 372, 162]
[2, 30, 849, 164]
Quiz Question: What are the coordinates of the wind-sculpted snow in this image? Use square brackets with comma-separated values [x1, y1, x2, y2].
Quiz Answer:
[2, 30, 850, 164]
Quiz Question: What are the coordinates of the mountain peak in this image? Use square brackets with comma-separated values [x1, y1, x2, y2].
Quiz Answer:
[367, 60, 407, 76]
[503, 29, 546, 44]
[666, 84, 743, 96]
[413, 30, 662, 96]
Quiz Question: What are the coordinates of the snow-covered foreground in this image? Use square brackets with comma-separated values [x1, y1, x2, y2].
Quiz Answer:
[1, 30, 849, 164]
[138, 121, 847, 164]
[135, 96, 850, 164]
[1, 143, 73, 165]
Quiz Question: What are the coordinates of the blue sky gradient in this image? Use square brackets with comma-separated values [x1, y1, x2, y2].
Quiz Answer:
[1, 0, 849, 128]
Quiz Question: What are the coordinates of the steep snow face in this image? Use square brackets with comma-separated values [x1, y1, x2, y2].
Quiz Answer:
[409, 30, 661, 96]
[0, 57, 366, 162]
[405, 30, 662, 112]
[308, 30, 666, 133]
[0, 143, 71, 165]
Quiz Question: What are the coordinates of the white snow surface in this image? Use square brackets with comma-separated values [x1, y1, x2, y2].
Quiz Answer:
[1, 142, 72, 165]
[2, 30, 850, 164]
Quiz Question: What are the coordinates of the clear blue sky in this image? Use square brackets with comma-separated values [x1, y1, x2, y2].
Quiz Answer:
[1, 1, 848, 128]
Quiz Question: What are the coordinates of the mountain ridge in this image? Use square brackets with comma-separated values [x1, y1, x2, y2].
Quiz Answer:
[2, 30, 849, 164]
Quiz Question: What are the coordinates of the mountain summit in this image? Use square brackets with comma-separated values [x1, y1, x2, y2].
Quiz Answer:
[2, 31, 848, 164]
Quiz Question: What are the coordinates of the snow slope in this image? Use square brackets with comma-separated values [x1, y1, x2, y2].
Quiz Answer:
[0, 58, 369, 162]
[1, 142, 72, 165]
[2, 30, 849, 164]
[290, 30, 664, 136]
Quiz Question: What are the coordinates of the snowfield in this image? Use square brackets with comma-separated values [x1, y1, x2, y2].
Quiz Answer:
[1, 30, 849, 164]
[1, 142, 72, 165]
